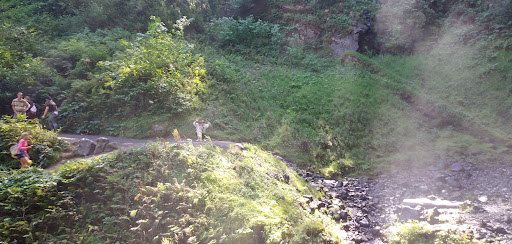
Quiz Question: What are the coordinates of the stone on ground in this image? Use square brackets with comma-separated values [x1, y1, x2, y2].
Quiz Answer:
[104, 142, 119, 152]
[94, 137, 110, 154]
[77, 138, 96, 156]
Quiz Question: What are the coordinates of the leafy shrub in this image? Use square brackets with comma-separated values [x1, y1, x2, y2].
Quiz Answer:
[208, 16, 286, 56]
[0, 115, 64, 169]
[59, 17, 208, 134]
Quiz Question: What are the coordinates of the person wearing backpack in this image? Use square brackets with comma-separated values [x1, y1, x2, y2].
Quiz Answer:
[15, 132, 33, 168]
[42, 96, 58, 131]
[11, 92, 30, 119]
[25, 96, 37, 119]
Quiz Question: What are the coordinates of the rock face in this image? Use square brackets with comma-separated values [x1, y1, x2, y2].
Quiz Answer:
[94, 137, 110, 154]
[329, 22, 368, 56]
[76, 138, 96, 156]
[153, 125, 165, 135]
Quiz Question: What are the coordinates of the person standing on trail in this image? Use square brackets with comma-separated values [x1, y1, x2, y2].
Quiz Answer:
[202, 118, 210, 141]
[25, 96, 37, 119]
[193, 118, 205, 141]
[41, 96, 58, 131]
[16, 132, 33, 168]
[11, 92, 30, 119]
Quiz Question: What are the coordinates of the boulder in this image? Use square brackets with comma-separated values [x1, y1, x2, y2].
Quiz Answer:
[339, 210, 349, 221]
[76, 138, 96, 156]
[104, 142, 119, 153]
[450, 162, 464, 172]
[94, 137, 109, 154]
[358, 217, 370, 227]
[399, 205, 423, 221]
[309, 200, 323, 210]
[330, 22, 368, 56]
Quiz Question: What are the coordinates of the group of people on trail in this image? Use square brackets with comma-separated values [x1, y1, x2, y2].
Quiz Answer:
[11, 92, 59, 131]
[193, 118, 210, 141]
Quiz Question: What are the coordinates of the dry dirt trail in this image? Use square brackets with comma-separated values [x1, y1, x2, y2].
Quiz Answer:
[45, 133, 237, 171]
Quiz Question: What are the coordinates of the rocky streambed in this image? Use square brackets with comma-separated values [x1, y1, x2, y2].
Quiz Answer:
[279, 154, 512, 243]
[276, 155, 382, 243]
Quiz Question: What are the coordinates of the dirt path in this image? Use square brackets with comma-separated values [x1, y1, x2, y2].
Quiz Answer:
[46, 133, 238, 171]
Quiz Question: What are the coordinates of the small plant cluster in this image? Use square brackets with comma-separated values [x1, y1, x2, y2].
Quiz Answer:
[0, 143, 345, 243]
[0, 115, 64, 169]
[388, 221, 480, 244]
[208, 16, 286, 56]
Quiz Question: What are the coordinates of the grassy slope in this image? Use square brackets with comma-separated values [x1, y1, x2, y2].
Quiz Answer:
[0, 143, 345, 243]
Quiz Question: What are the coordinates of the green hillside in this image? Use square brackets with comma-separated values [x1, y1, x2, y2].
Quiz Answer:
[1, 0, 512, 242]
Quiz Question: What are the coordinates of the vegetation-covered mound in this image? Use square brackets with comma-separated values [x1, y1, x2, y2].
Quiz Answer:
[0, 115, 64, 169]
[0, 143, 344, 243]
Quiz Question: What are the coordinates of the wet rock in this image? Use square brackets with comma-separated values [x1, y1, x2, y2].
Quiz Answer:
[478, 195, 488, 203]
[475, 230, 488, 240]
[339, 210, 349, 221]
[336, 181, 343, 188]
[303, 195, 314, 202]
[324, 180, 336, 187]
[328, 206, 341, 217]
[446, 178, 462, 188]
[505, 215, 512, 224]
[332, 198, 343, 206]
[370, 226, 381, 237]
[104, 142, 119, 152]
[493, 226, 508, 234]
[358, 217, 370, 227]
[479, 220, 488, 228]
[76, 138, 96, 156]
[94, 137, 109, 154]
[399, 205, 423, 221]
[309, 200, 325, 210]
[339, 189, 349, 199]
[352, 235, 368, 243]
[282, 173, 290, 184]
[451, 162, 464, 172]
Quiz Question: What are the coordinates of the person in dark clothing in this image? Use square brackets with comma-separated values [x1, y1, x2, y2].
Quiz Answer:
[41, 96, 58, 131]
[25, 96, 36, 119]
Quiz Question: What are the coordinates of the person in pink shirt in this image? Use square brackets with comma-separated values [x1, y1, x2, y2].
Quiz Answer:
[16, 132, 33, 168]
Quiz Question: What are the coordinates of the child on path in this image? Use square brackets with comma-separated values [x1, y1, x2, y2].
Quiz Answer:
[16, 132, 33, 168]
[193, 118, 211, 141]
[193, 118, 204, 141]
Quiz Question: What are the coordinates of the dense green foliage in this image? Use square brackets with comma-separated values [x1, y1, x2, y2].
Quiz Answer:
[59, 17, 207, 134]
[208, 16, 285, 56]
[0, 116, 64, 169]
[0, 143, 344, 243]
